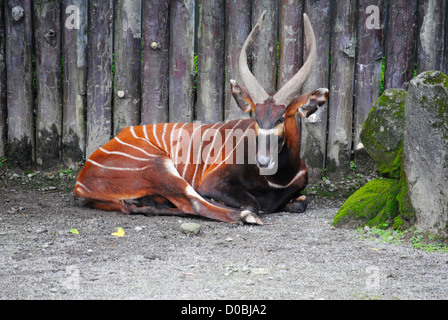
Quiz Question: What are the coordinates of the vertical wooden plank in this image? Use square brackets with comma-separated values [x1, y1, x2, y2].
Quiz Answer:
[252, 1, 278, 94]
[278, 1, 304, 183]
[353, 0, 385, 173]
[169, 0, 195, 123]
[278, 0, 304, 89]
[34, 0, 62, 169]
[5, 0, 34, 168]
[223, 0, 251, 120]
[445, 3, 448, 74]
[0, 1, 6, 158]
[86, 0, 113, 157]
[417, 0, 445, 74]
[301, 0, 332, 184]
[326, 0, 357, 179]
[196, 0, 225, 123]
[141, 0, 170, 124]
[62, 0, 88, 167]
[384, 0, 418, 90]
[113, 0, 141, 135]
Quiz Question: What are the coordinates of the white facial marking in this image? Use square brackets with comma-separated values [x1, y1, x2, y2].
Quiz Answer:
[257, 128, 276, 135]
[266, 168, 305, 189]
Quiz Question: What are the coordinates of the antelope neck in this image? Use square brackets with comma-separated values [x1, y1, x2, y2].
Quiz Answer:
[264, 117, 302, 187]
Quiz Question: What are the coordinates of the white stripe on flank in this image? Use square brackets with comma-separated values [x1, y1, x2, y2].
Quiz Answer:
[87, 159, 151, 171]
[99, 147, 153, 161]
[143, 125, 149, 140]
[211, 120, 242, 166]
[202, 120, 241, 177]
[181, 123, 203, 178]
[169, 123, 179, 159]
[190, 123, 221, 188]
[76, 181, 91, 193]
[152, 124, 162, 149]
[129, 126, 159, 150]
[174, 123, 188, 165]
[114, 137, 156, 158]
[162, 123, 168, 152]
[206, 123, 252, 176]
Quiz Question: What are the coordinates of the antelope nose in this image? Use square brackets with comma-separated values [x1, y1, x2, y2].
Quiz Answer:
[257, 155, 271, 168]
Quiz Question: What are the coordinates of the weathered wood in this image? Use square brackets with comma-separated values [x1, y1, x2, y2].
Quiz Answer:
[62, 0, 88, 167]
[223, 0, 251, 120]
[300, 0, 332, 183]
[445, 3, 448, 74]
[169, 0, 195, 123]
[86, 0, 113, 157]
[0, 1, 6, 158]
[34, 0, 62, 169]
[251, 1, 278, 94]
[141, 0, 170, 124]
[278, 0, 304, 89]
[5, 0, 34, 168]
[384, 0, 418, 90]
[417, 0, 445, 74]
[278, 0, 304, 182]
[113, 0, 141, 135]
[326, 0, 357, 179]
[353, 0, 385, 173]
[196, 0, 225, 123]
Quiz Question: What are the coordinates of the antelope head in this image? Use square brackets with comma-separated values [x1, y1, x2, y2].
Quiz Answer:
[231, 11, 328, 171]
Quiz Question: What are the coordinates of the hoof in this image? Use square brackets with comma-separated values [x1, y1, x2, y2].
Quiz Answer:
[240, 210, 263, 225]
[284, 196, 308, 213]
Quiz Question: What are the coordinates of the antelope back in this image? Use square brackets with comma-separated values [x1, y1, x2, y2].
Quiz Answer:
[75, 119, 258, 199]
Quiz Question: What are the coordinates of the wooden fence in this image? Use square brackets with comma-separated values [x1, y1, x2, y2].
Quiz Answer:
[0, 0, 447, 183]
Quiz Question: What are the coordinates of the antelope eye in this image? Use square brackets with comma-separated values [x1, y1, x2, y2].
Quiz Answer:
[276, 117, 285, 125]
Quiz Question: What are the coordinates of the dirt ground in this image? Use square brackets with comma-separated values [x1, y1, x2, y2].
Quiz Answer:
[1, 166, 448, 300]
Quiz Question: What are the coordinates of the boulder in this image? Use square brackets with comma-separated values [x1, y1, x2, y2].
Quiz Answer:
[334, 88, 416, 230]
[403, 71, 448, 237]
[360, 89, 407, 178]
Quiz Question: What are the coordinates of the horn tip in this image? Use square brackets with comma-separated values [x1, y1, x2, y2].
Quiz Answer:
[258, 10, 267, 24]
[303, 13, 310, 22]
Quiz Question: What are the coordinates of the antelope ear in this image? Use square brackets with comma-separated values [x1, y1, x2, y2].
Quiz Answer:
[288, 88, 328, 118]
[230, 79, 256, 113]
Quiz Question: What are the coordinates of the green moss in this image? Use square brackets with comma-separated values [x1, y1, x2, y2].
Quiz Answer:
[420, 71, 448, 89]
[393, 216, 405, 230]
[360, 89, 407, 179]
[373, 142, 403, 179]
[394, 165, 416, 230]
[333, 167, 416, 231]
[333, 179, 400, 228]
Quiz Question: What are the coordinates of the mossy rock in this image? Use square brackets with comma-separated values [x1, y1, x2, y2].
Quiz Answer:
[403, 71, 448, 237]
[333, 179, 400, 229]
[360, 89, 407, 179]
[394, 166, 416, 230]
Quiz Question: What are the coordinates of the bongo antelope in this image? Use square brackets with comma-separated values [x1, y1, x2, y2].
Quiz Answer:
[75, 11, 328, 225]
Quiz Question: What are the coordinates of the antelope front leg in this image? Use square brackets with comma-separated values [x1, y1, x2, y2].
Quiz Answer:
[169, 185, 262, 225]
[150, 160, 262, 225]
[282, 195, 308, 213]
[197, 182, 260, 215]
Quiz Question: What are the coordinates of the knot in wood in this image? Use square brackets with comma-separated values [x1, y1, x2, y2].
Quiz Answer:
[150, 42, 160, 50]
[11, 6, 24, 22]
